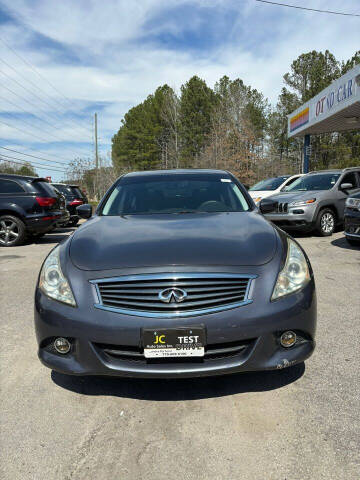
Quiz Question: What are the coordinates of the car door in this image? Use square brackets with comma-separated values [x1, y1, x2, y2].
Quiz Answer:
[337, 172, 360, 218]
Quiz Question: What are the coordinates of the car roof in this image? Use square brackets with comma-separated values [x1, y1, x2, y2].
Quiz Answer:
[123, 169, 231, 178]
[52, 183, 79, 188]
[0, 173, 48, 182]
[307, 167, 360, 175]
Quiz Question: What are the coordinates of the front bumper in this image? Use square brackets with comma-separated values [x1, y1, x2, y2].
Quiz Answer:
[35, 280, 316, 379]
[265, 205, 316, 230]
[344, 209, 360, 240]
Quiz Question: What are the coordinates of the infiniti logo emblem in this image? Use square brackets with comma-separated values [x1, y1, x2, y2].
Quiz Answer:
[158, 288, 188, 303]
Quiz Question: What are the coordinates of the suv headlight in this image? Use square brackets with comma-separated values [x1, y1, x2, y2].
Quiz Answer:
[272, 238, 310, 300]
[346, 197, 360, 211]
[39, 246, 76, 306]
[289, 198, 316, 207]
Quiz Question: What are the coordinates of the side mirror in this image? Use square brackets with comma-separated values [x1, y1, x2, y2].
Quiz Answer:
[76, 203, 92, 219]
[259, 198, 277, 214]
[340, 183, 353, 190]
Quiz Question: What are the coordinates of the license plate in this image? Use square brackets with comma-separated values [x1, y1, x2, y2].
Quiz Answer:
[143, 327, 205, 358]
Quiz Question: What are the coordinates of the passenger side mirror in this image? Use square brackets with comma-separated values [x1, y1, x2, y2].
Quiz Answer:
[259, 198, 277, 214]
[340, 183, 353, 191]
[76, 203, 93, 219]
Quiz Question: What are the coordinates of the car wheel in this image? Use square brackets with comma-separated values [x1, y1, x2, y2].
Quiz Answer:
[0, 215, 26, 247]
[316, 209, 335, 236]
[346, 237, 360, 246]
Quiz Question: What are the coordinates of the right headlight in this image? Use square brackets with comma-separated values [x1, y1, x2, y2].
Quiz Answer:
[272, 238, 310, 301]
[346, 197, 360, 211]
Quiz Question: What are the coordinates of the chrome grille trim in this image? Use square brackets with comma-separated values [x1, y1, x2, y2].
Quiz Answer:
[90, 273, 257, 318]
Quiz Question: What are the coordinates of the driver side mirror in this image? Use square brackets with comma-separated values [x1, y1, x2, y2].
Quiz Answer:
[259, 198, 277, 214]
[76, 203, 93, 219]
[340, 183, 353, 191]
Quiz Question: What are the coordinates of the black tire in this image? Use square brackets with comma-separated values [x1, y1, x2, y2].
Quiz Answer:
[315, 208, 336, 237]
[0, 215, 27, 247]
[346, 237, 360, 246]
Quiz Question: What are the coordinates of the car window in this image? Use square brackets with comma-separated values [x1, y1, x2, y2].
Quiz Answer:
[102, 175, 251, 215]
[249, 176, 289, 191]
[286, 173, 340, 192]
[52, 184, 74, 196]
[70, 186, 84, 198]
[282, 176, 300, 191]
[0, 179, 25, 193]
[341, 172, 358, 188]
[33, 180, 58, 196]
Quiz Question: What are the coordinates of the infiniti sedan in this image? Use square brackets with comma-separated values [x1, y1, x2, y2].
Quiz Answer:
[35, 170, 316, 378]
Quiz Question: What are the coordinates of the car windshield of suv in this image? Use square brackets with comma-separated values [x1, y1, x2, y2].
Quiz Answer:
[286, 173, 340, 192]
[102, 175, 250, 215]
[249, 176, 289, 191]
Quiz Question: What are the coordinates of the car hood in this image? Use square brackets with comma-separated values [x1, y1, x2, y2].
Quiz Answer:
[266, 190, 321, 203]
[69, 212, 278, 271]
[248, 190, 277, 199]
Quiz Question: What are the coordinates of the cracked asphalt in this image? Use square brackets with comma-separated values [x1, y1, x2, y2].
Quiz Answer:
[0, 227, 359, 480]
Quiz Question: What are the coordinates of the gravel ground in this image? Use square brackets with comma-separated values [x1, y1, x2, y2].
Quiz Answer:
[0, 227, 359, 480]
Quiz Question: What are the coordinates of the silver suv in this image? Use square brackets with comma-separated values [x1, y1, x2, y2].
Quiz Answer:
[260, 167, 360, 236]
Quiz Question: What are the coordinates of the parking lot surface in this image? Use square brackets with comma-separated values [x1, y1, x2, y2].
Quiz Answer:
[0, 227, 359, 480]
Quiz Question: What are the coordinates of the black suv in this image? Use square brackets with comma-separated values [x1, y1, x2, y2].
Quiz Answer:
[0, 174, 69, 247]
[51, 183, 88, 227]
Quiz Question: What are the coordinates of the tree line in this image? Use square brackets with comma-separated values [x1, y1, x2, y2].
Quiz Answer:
[112, 49, 360, 185]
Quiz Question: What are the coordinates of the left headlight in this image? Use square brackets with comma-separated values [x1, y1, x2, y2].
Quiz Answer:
[39, 246, 76, 306]
[272, 238, 310, 301]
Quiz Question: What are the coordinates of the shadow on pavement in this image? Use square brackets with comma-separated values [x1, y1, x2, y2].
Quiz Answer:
[331, 236, 359, 251]
[51, 363, 305, 401]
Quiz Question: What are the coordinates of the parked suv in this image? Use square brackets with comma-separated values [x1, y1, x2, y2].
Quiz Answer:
[248, 174, 303, 205]
[0, 174, 69, 246]
[260, 167, 360, 236]
[51, 183, 88, 227]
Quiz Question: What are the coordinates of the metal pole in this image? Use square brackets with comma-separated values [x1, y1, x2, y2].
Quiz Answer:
[94, 112, 99, 169]
[303, 134, 310, 173]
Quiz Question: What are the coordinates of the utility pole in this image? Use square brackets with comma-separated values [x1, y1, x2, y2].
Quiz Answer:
[94, 112, 99, 169]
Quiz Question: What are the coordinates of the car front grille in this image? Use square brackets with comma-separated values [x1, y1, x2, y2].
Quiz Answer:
[277, 202, 288, 213]
[91, 273, 255, 317]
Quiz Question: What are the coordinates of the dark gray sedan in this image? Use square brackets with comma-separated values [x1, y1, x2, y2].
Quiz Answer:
[35, 169, 316, 378]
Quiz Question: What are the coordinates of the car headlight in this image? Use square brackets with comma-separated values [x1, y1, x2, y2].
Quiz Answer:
[39, 246, 76, 306]
[289, 198, 316, 207]
[272, 238, 310, 300]
[346, 197, 360, 211]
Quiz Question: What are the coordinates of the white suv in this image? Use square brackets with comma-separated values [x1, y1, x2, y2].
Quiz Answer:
[249, 174, 304, 205]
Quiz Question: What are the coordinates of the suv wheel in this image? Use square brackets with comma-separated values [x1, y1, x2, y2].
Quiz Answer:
[316, 209, 335, 236]
[0, 215, 26, 247]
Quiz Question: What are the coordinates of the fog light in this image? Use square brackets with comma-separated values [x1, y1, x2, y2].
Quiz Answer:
[280, 331, 296, 348]
[54, 337, 71, 354]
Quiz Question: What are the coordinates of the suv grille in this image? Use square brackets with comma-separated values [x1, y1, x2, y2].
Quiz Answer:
[91, 273, 255, 318]
[277, 202, 288, 213]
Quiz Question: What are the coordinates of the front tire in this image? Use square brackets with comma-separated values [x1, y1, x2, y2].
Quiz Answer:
[0, 215, 26, 247]
[316, 209, 335, 237]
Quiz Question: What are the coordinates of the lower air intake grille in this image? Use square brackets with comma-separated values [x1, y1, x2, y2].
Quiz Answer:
[91, 273, 255, 318]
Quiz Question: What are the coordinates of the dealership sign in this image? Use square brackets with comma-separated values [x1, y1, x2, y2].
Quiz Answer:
[288, 64, 360, 137]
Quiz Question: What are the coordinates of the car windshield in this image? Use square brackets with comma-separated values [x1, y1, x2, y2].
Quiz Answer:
[249, 176, 289, 191]
[286, 173, 340, 192]
[101, 175, 250, 215]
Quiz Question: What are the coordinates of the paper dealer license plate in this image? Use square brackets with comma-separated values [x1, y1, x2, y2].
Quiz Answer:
[143, 327, 205, 359]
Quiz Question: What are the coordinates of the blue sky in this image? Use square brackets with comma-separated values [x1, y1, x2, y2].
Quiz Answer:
[0, 0, 359, 180]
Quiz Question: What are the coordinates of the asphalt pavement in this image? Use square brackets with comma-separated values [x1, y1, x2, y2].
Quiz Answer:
[0, 226, 359, 480]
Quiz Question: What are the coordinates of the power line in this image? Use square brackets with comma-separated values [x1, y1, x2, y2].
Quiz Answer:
[0, 153, 67, 173]
[0, 36, 93, 134]
[0, 146, 68, 166]
[0, 83, 93, 145]
[0, 57, 92, 138]
[255, 0, 360, 16]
